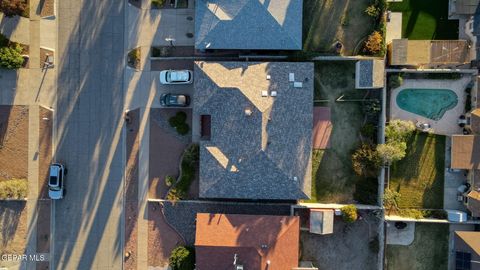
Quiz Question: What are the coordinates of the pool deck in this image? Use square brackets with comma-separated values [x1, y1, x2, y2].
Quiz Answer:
[390, 78, 470, 135]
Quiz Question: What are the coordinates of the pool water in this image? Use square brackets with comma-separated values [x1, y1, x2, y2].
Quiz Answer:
[396, 88, 458, 121]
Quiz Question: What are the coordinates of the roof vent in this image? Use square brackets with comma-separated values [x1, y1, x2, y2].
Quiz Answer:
[270, 91, 277, 97]
[294, 82, 303, 88]
[289, 73, 295, 82]
[262, 90, 268, 97]
[261, 244, 268, 249]
[293, 176, 298, 181]
[245, 108, 252, 116]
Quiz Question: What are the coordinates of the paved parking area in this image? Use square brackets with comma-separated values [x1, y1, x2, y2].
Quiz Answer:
[386, 221, 415, 245]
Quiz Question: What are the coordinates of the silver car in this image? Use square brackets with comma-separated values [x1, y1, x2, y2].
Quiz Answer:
[159, 70, 193, 84]
[48, 163, 66, 200]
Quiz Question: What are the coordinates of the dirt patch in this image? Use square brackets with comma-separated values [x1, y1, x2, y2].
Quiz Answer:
[300, 210, 380, 270]
[38, 107, 52, 199]
[0, 105, 29, 181]
[0, 201, 27, 267]
[148, 202, 184, 268]
[149, 109, 191, 199]
[124, 109, 140, 270]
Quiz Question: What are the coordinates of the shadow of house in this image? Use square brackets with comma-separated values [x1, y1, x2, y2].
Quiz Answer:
[193, 61, 313, 201]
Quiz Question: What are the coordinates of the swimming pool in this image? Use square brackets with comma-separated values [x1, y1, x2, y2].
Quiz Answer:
[396, 88, 458, 121]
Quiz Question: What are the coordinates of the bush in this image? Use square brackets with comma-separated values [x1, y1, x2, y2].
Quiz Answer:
[465, 94, 472, 113]
[169, 246, 195, 270]
[385, 120, 415, 142]
[377, 141, 407, 164]
[165, 175, 175, 187]
[0, 45, 24, 69]
[352, 144, 381, 177]
[0, 179, 28, 199]
[383, 189, 401, 211]
[151, 0, 165, 8]
[341, 205, 358, 223]
[176, 123, 189, 135]
[364, 31, 383, 55]
[166, 144, 199, 200]
[388, 74, 403, 89]
[169, 112, 189, 136]
[0, 0, 28, 17]
[365, 5, 379, 17]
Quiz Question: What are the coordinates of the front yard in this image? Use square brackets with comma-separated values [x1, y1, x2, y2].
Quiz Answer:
[389, 0, 458, 40]
[303, 0, 376, 55]
[310, 61, 379, 203]
[386, 223, 449, 270]
[389, 133, 445, 209]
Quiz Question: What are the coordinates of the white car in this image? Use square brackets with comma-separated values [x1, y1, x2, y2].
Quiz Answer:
[159, 70, 193, 84]
[48, 163, 66, 200]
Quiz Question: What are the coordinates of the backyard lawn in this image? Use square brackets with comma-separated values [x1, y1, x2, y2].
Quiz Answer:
[303, 0, 375, 55]
[389, 133, 445, 209]
[310, 61, 377, 203]
[389, 0, 459, 40]
[387, 223, 449, 270]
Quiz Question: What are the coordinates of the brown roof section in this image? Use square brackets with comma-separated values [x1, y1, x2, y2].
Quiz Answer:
[455, 231, 480, 255]
[195, 213, 300, 270]
[313, 107, 332, 149]
[451, 135, 480, 170]
[467, 190, 480, 217]
[470, 109, 480, 134]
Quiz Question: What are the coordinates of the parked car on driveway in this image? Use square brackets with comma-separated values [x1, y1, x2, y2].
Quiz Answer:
[160, 93, 190, 107]
[48, 163, 66, 200]
[159, 70, 193, 84]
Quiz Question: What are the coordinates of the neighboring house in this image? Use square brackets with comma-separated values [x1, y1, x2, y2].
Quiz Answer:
[355, 59, 385, 89]
[388, 39, 470, 67]
[193, 61, 313, 200]
[449, 0, 480, 16]
[195, 213, 300, 270]
[195, 0, 303, 50]
[454, 231, 480, 270]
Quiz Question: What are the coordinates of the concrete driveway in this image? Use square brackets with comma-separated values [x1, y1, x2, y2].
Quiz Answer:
[386, 221, 415, 246]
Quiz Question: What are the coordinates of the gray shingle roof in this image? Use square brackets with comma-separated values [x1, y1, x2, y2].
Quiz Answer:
[194, 61, 313, 200]
[195, 0, 303, 50]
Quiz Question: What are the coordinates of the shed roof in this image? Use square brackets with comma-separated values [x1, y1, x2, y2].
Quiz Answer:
[309, 209, 334, 235]
[194, 61, 313, 200]
[389, 39, 470, 66]
[195, 0, 303, 50]
[454, 0, 480, 15]
[455, 231, 480, 255]
[355, 60, 385, 88]
[195, 213, 300, 270]
[451, 135, 480, 170]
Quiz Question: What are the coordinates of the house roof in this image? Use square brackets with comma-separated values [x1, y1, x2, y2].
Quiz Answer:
[455, 231, 480, 256]
[355, 60, 385, 88]
[467, 190, 480, 217]
[451, 135, 480, 170]
[194, 61, 313, 200]
[470, 109, 480, 134]
[195, 213, 300, 270]
[454, 0, 480, 15]
[389, 39, 470, 66]
[195, 0, 303, 50]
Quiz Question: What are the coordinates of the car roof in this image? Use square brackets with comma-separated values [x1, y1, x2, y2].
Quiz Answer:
[49, 164, 60, 177]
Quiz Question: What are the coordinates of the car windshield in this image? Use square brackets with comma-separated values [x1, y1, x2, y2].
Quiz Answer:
[49, 175, 58, 186]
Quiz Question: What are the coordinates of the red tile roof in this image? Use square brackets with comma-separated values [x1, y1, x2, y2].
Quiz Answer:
[195, 213, 300, 270]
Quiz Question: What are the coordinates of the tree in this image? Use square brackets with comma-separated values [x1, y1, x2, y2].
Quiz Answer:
[364, 31, 383, 54]
[0, 45, 24, 69]
[341, 205, 358, 223]
[169, 246, 195, 270]
[388, 74, 403, 89]
[0, 0, 28, 17]
[377, 141, 406, 164]
[352, 144, 381, 177]
[365, 5, 379, 17]
[385, 120, 416, 142]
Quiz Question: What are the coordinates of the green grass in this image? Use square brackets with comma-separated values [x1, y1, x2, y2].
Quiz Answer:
[389, 0, 459, 40]
[389, 132, 445, 209]
[387, 223, 449, 270]
[309, 61, 376, 203]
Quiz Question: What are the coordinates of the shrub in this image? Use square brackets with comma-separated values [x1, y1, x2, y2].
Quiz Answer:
[0, 45, 24, 69]
[388, 74, 403, 89]
[385, 120, 416, 142]
[176, 123, 189, 135]
[165, 175, 175, 187]
[377, 141, 407, 164]
[365, 5, 379, 17]
[151, 0, 165, 8]
[364, 31, 383, 55]
[341, 205, 358, 223]
[0, 0, 28, 17]
[166, 144, 199, 200]
[383, 189, 401, 211]
[352, 144, 381, 177]
[361, 123, 376, 139]
[0, 179, 28, 199]
[166, 188, 183, 201]
[465, 94, 472, 113]
[169, 246, 195, 270]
